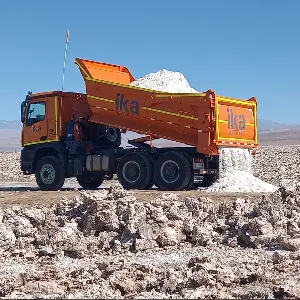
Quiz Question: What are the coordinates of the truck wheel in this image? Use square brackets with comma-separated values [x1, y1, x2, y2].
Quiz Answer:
[154, 151, 192, 191]
[117, 152, 152, 190]
[77, 174, 104, 189]
[101, 126, 121, 147]
[35, 156, 65, 191]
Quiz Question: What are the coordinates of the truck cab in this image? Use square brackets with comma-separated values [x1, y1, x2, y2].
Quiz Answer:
[21, 92, 60, 148]
[20, 91, 121, 190]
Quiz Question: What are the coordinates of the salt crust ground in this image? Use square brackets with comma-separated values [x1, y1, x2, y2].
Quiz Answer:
[0, 146, 299, 298]
[1, 184, 300, 298]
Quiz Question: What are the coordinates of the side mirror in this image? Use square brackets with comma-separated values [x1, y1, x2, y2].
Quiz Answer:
[21, 101, 26, 123]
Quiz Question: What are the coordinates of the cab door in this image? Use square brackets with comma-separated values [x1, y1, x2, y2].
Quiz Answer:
[22, 95, 59, 146]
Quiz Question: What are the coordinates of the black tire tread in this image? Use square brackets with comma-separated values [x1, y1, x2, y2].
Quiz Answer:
[154, 151, 192, 191]
[181, 152, 195, 190]
[77, 175, 104, 189]
[35, 155, 65, 191]
[117, 152, 152, 190]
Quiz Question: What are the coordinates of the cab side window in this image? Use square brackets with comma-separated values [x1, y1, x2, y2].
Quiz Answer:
[26, 102, 46, 125]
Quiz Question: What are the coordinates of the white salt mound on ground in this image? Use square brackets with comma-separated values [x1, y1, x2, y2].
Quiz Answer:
[130, 69, 198, 93]
[206, 170, 279, 193]
[219, 148, 252, 177]
[206, 148, 278, 193]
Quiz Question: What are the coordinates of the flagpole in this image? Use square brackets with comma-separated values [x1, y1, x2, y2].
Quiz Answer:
[61, 29, 70, 92]
[59, 29, 70, 137]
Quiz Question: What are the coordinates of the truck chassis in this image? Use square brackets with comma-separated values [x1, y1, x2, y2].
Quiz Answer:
[21, 126, 219, 191]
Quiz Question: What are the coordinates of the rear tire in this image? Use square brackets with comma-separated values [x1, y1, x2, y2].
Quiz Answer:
[35, 156, 65, 191]
[154, 151, 192, 191]
[77, 174, 104, 189]
[117, 152, 153, 190]
[181, 152, 195, 190]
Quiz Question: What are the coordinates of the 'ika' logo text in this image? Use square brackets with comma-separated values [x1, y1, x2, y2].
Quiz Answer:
[227, 108, 246, 135]
[116, 93, 140, 116]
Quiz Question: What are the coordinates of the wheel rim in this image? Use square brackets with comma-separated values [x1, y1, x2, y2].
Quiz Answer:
[160, 160, 179, 184]
[122, 161, 141, 183]
[40, 163, 55, 185]
[105, 127, 118, 142]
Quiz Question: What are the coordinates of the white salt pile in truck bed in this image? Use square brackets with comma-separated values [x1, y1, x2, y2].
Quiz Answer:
[130, 69, 278, 193]
[130, 69, 198, 93]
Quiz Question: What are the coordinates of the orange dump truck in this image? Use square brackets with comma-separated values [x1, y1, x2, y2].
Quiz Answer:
[20, 57, 258, 191]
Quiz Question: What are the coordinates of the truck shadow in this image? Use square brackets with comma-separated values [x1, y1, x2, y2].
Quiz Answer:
[0, 185, 160, 192]
[0, 186, 111, 192]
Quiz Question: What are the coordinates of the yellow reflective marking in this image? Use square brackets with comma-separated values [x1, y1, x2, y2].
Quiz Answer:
[155, 93, 206, 97]
[88, 95, 115, 103]
[218, 119, 255, 126]
[216, 96, 256, 107]
[254, 104, 258, 144]
[54, 96, 58, 139]
[85, 76, 207, 97]
[219, 137, 256, 142]
[86, 76, 166, 93]
[23, 139, 59, 146]
[142, 107, 198, 120]
[75, 59, 90, 78]
[87, 94, 198, 120]
[215, 97, 220, 141]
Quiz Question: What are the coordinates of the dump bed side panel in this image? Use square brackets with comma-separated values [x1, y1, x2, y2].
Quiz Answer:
[84, 79, 209, 146]
[75, 58, 258, 154]
[215, 95, 258, 147]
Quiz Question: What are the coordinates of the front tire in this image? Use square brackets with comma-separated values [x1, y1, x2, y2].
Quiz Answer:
[35, 156, 65, 191]
[117, 153, 153, 190]
[154, 151, 192, 191]
[77, 174, 104, 189]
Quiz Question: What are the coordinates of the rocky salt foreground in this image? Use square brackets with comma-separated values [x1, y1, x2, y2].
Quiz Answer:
[0, 146, 300, 298]
[0, 184, 300, 298]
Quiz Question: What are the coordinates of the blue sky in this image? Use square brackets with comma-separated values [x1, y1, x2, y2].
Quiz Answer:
[1, 0, 299, 124]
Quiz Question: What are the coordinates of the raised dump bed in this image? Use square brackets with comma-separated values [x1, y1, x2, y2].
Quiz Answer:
[75, 58, 258, 155]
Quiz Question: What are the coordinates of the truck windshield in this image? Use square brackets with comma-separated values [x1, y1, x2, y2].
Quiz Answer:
[26, 102, 46, 125]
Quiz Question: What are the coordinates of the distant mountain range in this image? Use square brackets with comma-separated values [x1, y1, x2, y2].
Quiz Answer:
[257, 119, 294, 132]
[0, 118, 297, 152]
[0, 120, 22, 130]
